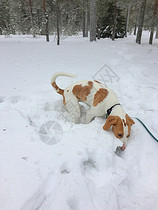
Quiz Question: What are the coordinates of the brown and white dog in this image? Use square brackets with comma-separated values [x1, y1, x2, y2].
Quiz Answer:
[51, 72, 135, 151]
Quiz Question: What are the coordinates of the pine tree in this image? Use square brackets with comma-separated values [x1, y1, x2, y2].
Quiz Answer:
[98, 2, 126, 39]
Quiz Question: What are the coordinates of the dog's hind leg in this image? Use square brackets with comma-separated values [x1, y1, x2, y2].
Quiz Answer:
[65, 97, 81, 123]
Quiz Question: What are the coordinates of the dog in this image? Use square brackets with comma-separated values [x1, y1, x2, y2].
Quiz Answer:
[51, 72, 135, 151]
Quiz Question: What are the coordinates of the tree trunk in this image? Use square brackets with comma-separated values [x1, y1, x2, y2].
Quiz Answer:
[85, 1, 88, 37]
[136, 0, 147, 44]
[56, 0, 60, 45]
[134, 7, 139, 35]
[112, 0, 117, 41]
[149, 31, 154, 44]
[28, 0, 36, 38]
[90, 0, 96, 42]
[83, 2, 86, 37]
[134, 25, 137, 35]
[97, 28, 101, 39]
[83, 0, 88, 37]
[43, 0, 49, 42]
[156, 27, 158, 38]
[134, 12, 137, 35]
[149, 0, 158, 44]
[125, 2, 131, 37]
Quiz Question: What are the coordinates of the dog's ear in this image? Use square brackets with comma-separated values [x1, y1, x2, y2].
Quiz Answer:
[125, 114, 135, 127]
[103, 116, 119, 131]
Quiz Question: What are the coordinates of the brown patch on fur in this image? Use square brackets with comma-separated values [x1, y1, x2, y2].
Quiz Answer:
[94, 80, 101, 84]
[93, 88, 108, 107]
[72, 81, 93, 101]
[72, 85, 83, 99]
[125, 114, 135, 136]
[103, 115, 124, 139]
[88, 81, 93, 87]
[52, 81, 64, 96]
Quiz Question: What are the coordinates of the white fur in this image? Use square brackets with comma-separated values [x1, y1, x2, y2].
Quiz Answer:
[51, 72, 76, 85]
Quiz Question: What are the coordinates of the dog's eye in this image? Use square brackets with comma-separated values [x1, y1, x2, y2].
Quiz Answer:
[126, 135, 130, 138]
[117, 133, 122, 138]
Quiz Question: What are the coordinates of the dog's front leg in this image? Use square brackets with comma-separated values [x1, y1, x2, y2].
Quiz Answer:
[85, 108, 96, 124]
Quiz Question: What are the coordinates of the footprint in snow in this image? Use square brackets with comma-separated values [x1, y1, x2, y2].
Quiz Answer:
[9, 96, 21, 104]
[60, 163, 70, 175]
[82, 158, 96, 175]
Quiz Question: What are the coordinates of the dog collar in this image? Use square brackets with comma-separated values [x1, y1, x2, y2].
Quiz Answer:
[106, 103, 121, 118]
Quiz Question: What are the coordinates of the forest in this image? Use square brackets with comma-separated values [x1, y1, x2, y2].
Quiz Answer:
[0, 0, 158, 44]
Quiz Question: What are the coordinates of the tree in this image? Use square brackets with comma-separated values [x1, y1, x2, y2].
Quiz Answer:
[133, 7, 139, 35]
[125, 1, 131, 37]
[156, 26, 158, 38]
[43, 0, 49, 42]
[98, 2, 126, 39]
[112, 0, 117, 41]
[149, 0, 158, 44]
[82, 0, 88, 37]
[28, 0, 36, 37]
[56, 0, 60, 45]
[136, 0, 147, 44]
[0, 0, 11, 34]
[90, 0, 96, 42]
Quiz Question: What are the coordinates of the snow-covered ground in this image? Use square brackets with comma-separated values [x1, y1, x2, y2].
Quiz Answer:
[0, 33, 158, 210]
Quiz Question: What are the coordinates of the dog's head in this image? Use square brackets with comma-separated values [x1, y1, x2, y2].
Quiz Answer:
[103, 114, 135, 150]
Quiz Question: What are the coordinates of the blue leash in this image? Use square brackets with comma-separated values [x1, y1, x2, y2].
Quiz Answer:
[135, 117, 158, 143]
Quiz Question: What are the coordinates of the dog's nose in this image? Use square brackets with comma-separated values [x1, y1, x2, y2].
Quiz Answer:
[121, 143, 126, 151]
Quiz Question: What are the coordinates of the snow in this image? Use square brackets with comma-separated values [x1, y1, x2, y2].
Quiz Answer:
[0, 33, 158, 210]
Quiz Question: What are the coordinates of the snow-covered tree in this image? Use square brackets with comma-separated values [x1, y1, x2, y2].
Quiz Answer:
[97, 1, 126, 39]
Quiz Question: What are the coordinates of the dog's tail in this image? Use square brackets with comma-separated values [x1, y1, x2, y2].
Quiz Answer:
[51, 72, 76, 95]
